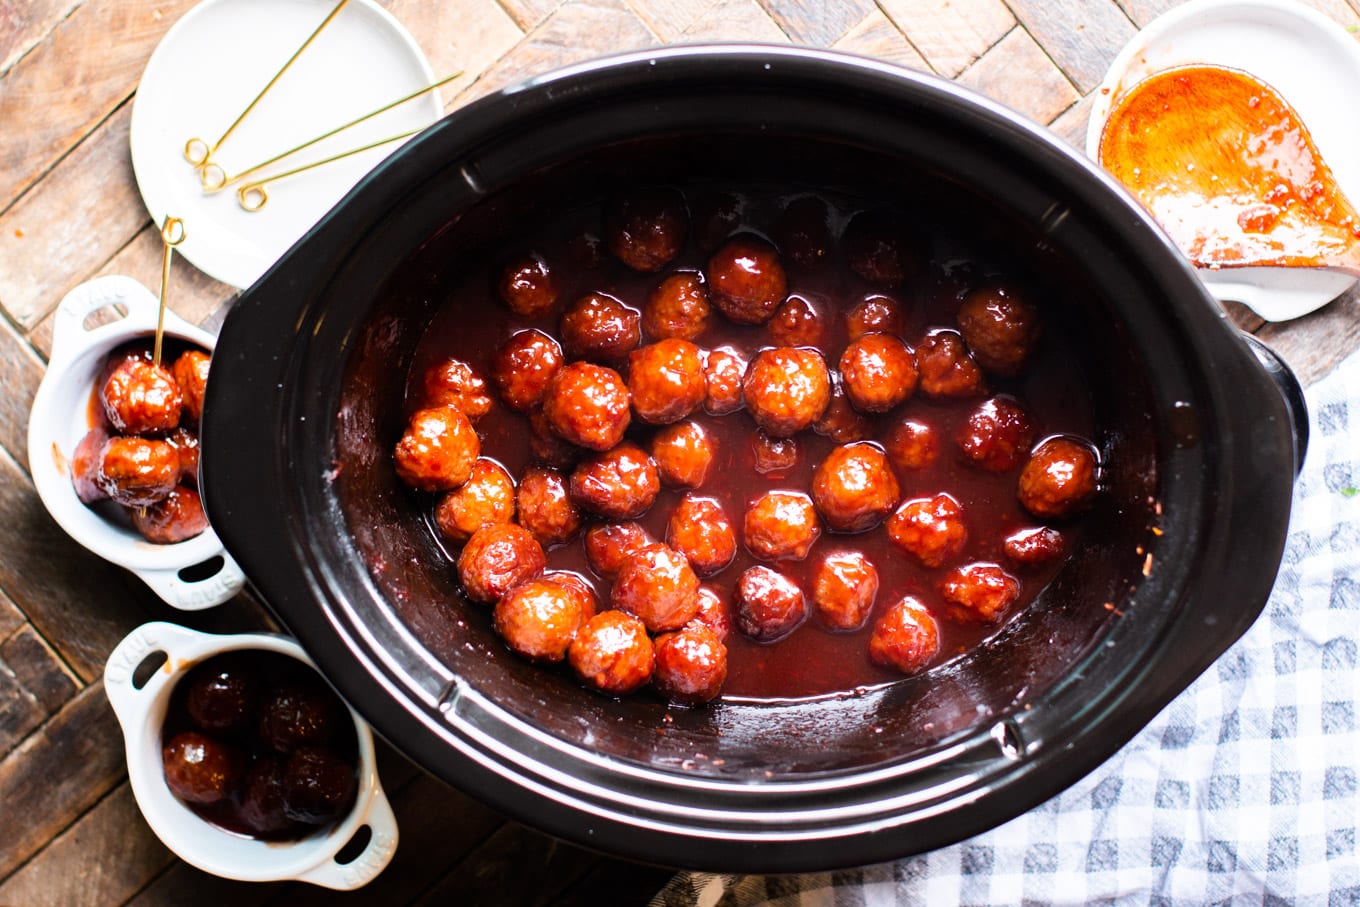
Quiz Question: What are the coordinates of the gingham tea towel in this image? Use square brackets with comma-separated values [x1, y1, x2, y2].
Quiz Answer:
[652, 348, 1360, 907]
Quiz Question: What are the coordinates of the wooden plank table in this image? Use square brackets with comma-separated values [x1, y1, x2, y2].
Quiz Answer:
[1, 0, 1357, 903]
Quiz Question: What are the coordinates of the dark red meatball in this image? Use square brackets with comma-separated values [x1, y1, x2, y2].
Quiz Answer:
[744, 490, 820, 561]
[627, 339, 707, 424]
[843, 210, 918, 287]
[957, 285, 1041, 376]
[939, 562, 1020, 622]
[433, 458, 516, 545]
[542, 361, 632, 451]
[812, 380, 874, 444]
[666, 494, 737, 577]
[1004, 526, 1066, 566]
[497, 253, 560, 318]
[811, 550, 879, 631]
[98, 436, 179, 507]
[184, 655, 258, 734]
[884, 417, 939, 472]
[605, 188, 687, 272]
[569, 442, 660, 520]
[653, 623, 728, 705]
[393, 405, 479, 492]
[492, 329, 564, 412]
[72, 426, 110, 504]
[651, 420, 715, 488]
[238, 758, 295, 836]
[167, 426, 200, 488]
[280, 746, 357, 825]
[163, 732, 244, 805]
[707, 234, 788, 325]
[840, 333, 918, 414]
[958, 395, 1037, 472]
[643, 272, 710, 341]
[734, 565, 806, 643]
[132, 485, 209, 544]
[493, 577, 591, 663]
[916, 329, 987, 398]
[611, 542, 700, 633]
[422, 357, 493, 421]
[702, 346, 746, 415]
[868, 596, 941, 675]
[689, 584, 732, 642]
[767, 295, 826, 348]
[751, 430, 798, 477]
[810, 442, 901, 533]
[171, 349, 211, 425]
[1018, 437, 1099, 519]
[583, 521, 653, 578]
[846, 295, 904, 340]
[257, 680, 339, 752]
[516, 466, 581, 549]
[773, 195, 833, 267]
[886, 493, 968, 568]
[569, 610, 655, 696]
[742, 347, 831, 437]
[559, 293, 641, 361]
[457, 523, 547, 604]
[102, 356, 183, 435]
[527, 407, 581, 470]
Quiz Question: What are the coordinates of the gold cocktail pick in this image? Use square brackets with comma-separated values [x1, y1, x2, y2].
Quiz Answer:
[153, 216, 187, 368]
[235, 128, 422, 211]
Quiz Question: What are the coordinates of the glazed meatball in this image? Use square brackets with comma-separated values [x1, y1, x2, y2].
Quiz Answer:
[560, 293, 641, 361]
[689, 584, 732, 642]
[421, 357, 494, 421]
[916, 329, 987, 398]
[98, 436, 179, 507]
[171, 349, 211, 424]
[767, 295, 826, 348]
[666, 494, 737, 577]
[812, 380, 874, 444]
[256, 680, 339, 752]
[132, 485, 209, 544]
[810, 442, 901, 533]
[569, 442, 660, 520]
[167, 426, 200, 488]
[493, 578, 591, 663]
[751, 430, 798, 476]
[527, 407, 581, 470]
[492, 329, 563, 412]
[1018, 437, 1099, 519]
[958, 395, 1037, 472]
[605, 188, 687, 272]
[1004, 526, 1066, 566]
[839, 333, 918, 413]
[516, 466, 582, 548]
[886, 493, 968, 568]
[707, 235, 787, 325]
[542, 361, 632, 451]
[102, 356, 183, 435]
[843, 210, 918, 287]
[72, 426, 110, 504]
[163, 731, 244, 805]
[744, 490, 820, 561]
[569, 610, 655, 696]
[868, 596, 941, 675]
[393, 405, 479, 492]
[238, 759, 293, 836]
[497, 253, 559, 318]
[940, 562, 1020, 622]
[702, 347, 746, 415]
[742, 347, 831, 437]
[773, 195, 833, 267]
[433, 458, 516, 545]
[957, 285, 1041, 377]
[627, 339, 707, 424]
[456, 523, 547, 604]
[184, 655, 258, 733]
[811, 550, 879, 631]
[643, 272, 710, 341]
[651, 420, 715, 488]
[583, 521, 653, 578]
[734, 565, 806, 643]
[846, 295, 904, 340]
[611, 542, 700, 633]
[280, 746, 357, 825]
[653, 623, 728, 705]
[884, 418, 939, 472]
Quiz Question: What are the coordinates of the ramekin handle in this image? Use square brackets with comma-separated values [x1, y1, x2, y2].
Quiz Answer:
[296, 784, 400, 890]
[104, 621, 209, 731]
[132, 550, 247, 611]
[50, 276, 160, 367]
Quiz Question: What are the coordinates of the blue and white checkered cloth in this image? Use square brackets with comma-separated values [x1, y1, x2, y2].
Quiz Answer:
[653, 348, 1360, 907]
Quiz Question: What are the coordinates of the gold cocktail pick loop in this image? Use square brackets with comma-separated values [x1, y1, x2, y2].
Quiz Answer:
[153, 216, 187, 368]
[184, 0, 352, 181]
[236, 128, 422, 211]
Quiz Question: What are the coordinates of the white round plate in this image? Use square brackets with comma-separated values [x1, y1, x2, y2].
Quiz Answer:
[131, 0, 442, 290]
[1085, 0, 1360, 322]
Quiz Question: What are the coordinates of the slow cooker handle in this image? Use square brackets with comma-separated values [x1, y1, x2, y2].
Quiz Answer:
[1239, 332, 1309, 478]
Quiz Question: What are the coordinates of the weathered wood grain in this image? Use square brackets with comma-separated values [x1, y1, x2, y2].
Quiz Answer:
[0, 589, 22, 642]
[876, 0, 1014, 78]
[0, 623, 80, 755]
[0, 782, 173, 907]
[495, 0, 569, 32]
[0, 0, 82, 78]
[0, 632, 53, 757]
[0, 682, 126, 879]
[1048, 92, 1096, 150]
[832, 10, 932, 73]
[755, 0, 875, 46]
[411, 822, 604, 907]
[386, 0, 525, 111]
[675, 0, 788, 42]
[956, 26, 1080, 127]
[0, 309, 44, 472]
[1004, 0, 1135, 93]
[624, 0, 713, 40]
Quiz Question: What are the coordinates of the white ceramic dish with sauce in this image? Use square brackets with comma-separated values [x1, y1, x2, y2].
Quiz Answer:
[1086, 0, 1360, 321]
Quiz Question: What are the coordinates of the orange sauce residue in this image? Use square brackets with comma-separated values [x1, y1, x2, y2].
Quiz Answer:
[1098, 65, 1360, 269]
